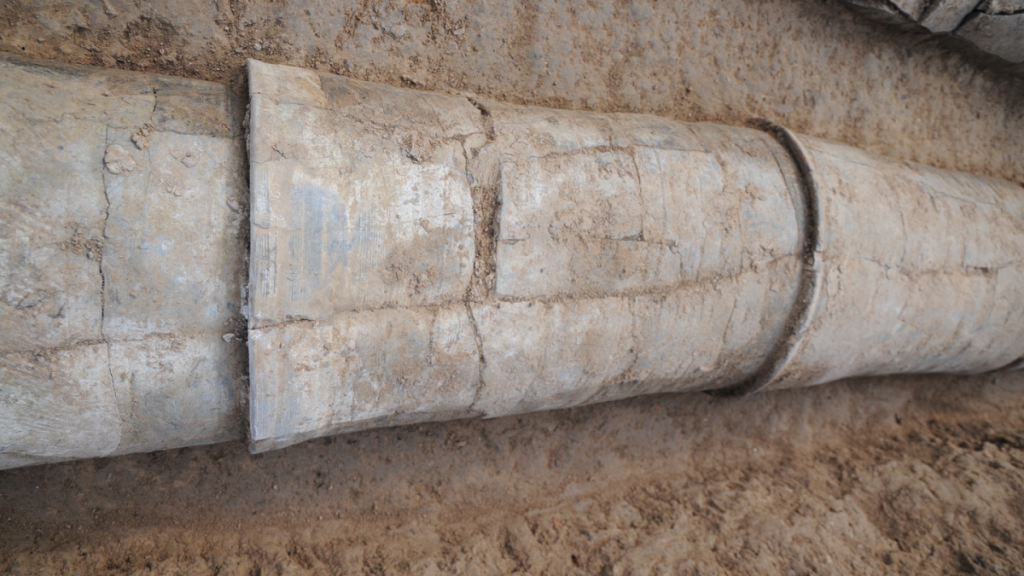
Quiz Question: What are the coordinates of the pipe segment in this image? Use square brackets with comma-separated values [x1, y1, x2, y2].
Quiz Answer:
[245, 60, 1024, 451]
[0, 53, 249, 469]
[2, 54, 1023, 467]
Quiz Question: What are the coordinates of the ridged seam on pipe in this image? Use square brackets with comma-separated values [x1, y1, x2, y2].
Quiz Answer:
[726, 120, 824, 396]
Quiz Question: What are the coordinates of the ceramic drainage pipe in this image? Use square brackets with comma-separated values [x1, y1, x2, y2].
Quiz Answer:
[3, 54, 1024, 469]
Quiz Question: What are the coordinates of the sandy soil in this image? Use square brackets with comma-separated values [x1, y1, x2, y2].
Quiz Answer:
[2, 0, 1024, 574]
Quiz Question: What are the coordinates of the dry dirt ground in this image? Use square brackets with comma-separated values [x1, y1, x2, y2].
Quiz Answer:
[2, 0, 1024, 574]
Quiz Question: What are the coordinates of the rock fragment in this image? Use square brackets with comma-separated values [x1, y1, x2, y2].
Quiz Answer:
[956, 12, 1024, 62]
[104, 144, 136, 174]
[919, 0, 981, 32]
[131, 122, 154, 150]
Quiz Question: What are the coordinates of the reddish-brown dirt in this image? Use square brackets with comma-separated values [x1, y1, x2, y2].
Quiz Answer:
[2, 0, 1024, 574]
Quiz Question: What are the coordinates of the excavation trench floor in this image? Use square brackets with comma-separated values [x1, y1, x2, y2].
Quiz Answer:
[2, 0, 1024, 574]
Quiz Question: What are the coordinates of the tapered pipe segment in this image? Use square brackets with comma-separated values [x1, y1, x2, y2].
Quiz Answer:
[245, 60, 1024, 452]
[0, 53, 249, 469]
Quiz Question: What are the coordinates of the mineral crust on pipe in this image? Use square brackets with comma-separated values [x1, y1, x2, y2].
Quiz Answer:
[0, 53, 249, 470]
